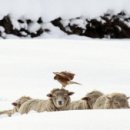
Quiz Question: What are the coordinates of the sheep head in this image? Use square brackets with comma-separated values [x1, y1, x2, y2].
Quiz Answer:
[47, 88, 74, 109]
[12, 96, 32, 110]
[82, 90, 103, 108]
[106, 93, 129, 109]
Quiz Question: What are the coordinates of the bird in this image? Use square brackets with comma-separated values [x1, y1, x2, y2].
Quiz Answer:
[53, 71, 81, 88]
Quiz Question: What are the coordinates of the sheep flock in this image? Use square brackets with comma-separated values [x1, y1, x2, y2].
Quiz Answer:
[0, 71, 130, 117]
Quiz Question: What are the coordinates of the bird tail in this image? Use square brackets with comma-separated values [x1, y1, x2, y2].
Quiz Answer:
[69, 81, 81, 85]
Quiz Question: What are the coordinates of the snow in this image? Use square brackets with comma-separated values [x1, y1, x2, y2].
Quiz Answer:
[70, 18, 87, 29]
[0, 26, 5, 32]
[11, 16, 21, 30]
[0, 26, 6, 38]
[1, 110, 130, 130]
[41, 23, 67, 39]
[61, 19, 70, 28]
[0, 0, 130, 22]
[28, 22, 41, 33]
[0, 40, 130, 130]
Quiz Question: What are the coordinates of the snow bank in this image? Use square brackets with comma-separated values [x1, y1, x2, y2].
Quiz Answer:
[0, 0, 130, 22]
[0, 110, 130, 130]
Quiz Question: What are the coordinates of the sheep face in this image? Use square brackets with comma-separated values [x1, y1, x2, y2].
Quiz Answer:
[12, 96, 31, 111]
[47, 89, 74, 109]
[106, 93, 129, 109]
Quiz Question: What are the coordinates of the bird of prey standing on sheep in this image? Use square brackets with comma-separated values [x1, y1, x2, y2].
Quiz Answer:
[53, 71, 81, 88]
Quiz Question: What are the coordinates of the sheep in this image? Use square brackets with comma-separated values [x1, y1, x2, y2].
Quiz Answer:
[19, 88, 74, 114]
[66, 90, 103, 110]
[93, 93, 130, 109]
[0, 96, 32, 116]
[82, 90, 103, 109]
[66, 100, 89, 110]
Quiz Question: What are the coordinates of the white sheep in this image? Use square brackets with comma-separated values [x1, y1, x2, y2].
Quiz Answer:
[93, 93, 130, 109]
[19, 88, 74, 114]
[0, 96, 32, 116]
[66, 90, 103, 110]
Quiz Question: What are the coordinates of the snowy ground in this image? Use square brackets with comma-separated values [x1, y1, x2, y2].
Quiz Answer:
[0, 39, 130, 130]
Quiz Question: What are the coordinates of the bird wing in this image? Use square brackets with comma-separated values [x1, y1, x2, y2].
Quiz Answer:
[61, 71, 75, 80]
[53, 71, 75, 80]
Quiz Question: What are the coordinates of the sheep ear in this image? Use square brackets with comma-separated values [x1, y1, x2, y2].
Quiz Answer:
[12, 102, 17, 106]
[82, 97, 90, 101]
[127, 97, 130, 100]
[68, 92, 74, 96]
[47, 93, 53, 97]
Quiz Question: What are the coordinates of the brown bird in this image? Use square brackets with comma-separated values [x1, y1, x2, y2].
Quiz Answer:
[53, 71, 81, 88]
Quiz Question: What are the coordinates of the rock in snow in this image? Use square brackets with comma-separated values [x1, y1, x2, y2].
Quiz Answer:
[0, 12, 130, 38]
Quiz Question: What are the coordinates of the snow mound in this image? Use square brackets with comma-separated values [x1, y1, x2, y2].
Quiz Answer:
[1, 11, 130, 39]
[0, 110, 130, 130]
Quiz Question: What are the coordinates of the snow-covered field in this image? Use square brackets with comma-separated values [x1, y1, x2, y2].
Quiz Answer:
[0, 40, 130, 130]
